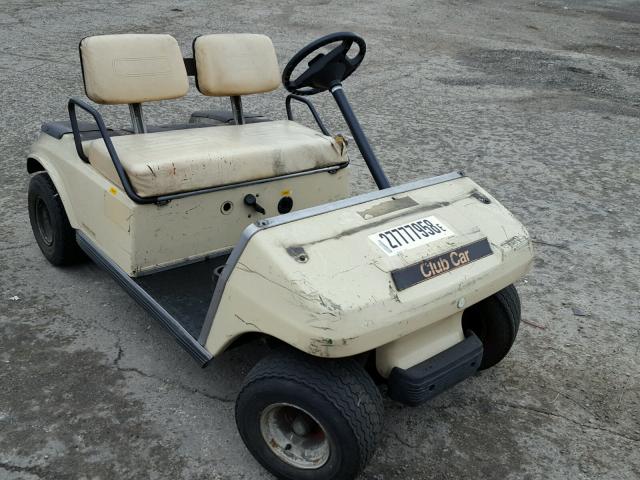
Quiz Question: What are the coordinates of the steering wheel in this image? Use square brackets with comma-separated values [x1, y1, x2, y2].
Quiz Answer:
[283, 32, 366, 96]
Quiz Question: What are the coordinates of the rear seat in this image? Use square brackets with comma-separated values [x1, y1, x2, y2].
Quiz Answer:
[78, 33, 347, 198]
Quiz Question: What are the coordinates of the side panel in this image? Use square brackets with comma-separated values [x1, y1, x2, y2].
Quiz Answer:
[130, 167, 349, 275]
[28, 133, 350, 275]
[203, 174, 533, 360]
[29, 134, 134, 271]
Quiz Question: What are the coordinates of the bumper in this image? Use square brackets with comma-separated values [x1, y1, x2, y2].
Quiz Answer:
[387, 333, 483, 406]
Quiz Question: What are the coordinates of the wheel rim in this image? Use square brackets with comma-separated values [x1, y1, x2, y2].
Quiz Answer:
[260, 403, 330, 469]
[35, 198, 54, 246]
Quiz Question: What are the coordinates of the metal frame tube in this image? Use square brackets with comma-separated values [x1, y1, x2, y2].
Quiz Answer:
[230, 96, 244, 125]
[330, 84, 391, 190]
[128, 103, 147, 133]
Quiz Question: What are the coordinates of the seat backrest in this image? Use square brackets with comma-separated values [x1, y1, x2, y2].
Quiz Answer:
[193, 34, 280, 96]
[79, 34, 189, 104]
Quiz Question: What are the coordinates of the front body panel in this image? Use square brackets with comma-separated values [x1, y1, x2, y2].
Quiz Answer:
[204, 174, 533, 366]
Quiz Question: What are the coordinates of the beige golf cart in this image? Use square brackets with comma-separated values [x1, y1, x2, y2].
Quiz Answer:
[26, 32, 533, 480]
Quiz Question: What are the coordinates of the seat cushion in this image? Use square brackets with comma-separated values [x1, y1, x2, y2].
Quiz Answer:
[84, 120, 347, 198]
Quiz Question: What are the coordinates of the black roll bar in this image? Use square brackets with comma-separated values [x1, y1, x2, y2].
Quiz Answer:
[285, 94, 331, 136]
[68, 97, 156, 204]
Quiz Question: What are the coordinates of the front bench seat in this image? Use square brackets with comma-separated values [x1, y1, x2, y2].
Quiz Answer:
[84, 120, 346, 197]
[78, 33, 347, 198]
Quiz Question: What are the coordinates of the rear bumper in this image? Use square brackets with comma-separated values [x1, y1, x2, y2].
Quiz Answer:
[387, 333, 483, 406]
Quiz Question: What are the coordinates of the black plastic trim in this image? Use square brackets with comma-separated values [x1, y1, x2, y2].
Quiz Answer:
[183, 57, 196, 76]
[387, 332, 483, 406]
[190, 110, 269, 125]
[155, 164, 346, 203]
[122, 122, 213, 134]
[42, 120, 99, 140]
[78, 37, 90, 100]
[192, 35, 203, 94]
[76, 231, 214, 366]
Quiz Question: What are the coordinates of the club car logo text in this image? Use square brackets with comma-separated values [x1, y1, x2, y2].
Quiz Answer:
[391, 238, 493, 291]
[369, 216, 454, 256]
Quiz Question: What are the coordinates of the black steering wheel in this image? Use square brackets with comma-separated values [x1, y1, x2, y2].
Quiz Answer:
[283, 32, 366, 96]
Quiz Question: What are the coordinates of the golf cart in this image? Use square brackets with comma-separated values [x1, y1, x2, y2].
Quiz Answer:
[27, 32, 533, 479]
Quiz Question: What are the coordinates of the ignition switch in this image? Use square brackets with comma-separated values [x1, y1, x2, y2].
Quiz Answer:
[244, 194, 266, 214]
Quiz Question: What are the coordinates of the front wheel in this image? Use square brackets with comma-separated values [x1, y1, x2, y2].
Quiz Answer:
[235, 352, 383, 480]
[462, 284, 521, 370]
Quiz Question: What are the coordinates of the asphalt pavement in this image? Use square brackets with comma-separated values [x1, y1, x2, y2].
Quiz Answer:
[0, 1, 638, 479]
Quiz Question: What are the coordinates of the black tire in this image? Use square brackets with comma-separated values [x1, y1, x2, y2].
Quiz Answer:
[28, 173, 83, 265]
[462, 284, 521, 370]
[235, 352, 384, 480]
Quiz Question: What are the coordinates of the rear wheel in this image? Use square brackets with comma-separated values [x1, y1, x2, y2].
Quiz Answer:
[235, 352, 383, 480]
[28, 173, 83, 265]
[462, 284, 521, 370]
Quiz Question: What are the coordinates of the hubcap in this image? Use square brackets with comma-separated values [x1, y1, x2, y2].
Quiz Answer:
[260, 403, 330, 469]
[35, 198, 54, 246]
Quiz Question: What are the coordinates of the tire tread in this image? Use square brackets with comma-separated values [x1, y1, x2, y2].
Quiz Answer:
[463, 284, 522, 370]
[237, 352, 383, 474]
[28, 173, 83, 265]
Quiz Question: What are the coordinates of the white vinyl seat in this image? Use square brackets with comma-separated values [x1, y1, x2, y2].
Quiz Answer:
[84, 120, 346, 197]
[79, 34, 347, 198]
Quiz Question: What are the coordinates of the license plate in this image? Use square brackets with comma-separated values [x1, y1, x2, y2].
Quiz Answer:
[391, 238, 493, 291]
[368, 215, 454, 256]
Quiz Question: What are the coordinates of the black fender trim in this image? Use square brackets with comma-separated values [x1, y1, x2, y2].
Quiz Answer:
[387, 332, 483, 406]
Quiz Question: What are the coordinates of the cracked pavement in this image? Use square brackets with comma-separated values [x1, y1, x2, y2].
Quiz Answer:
[1, 0, 639, 479]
